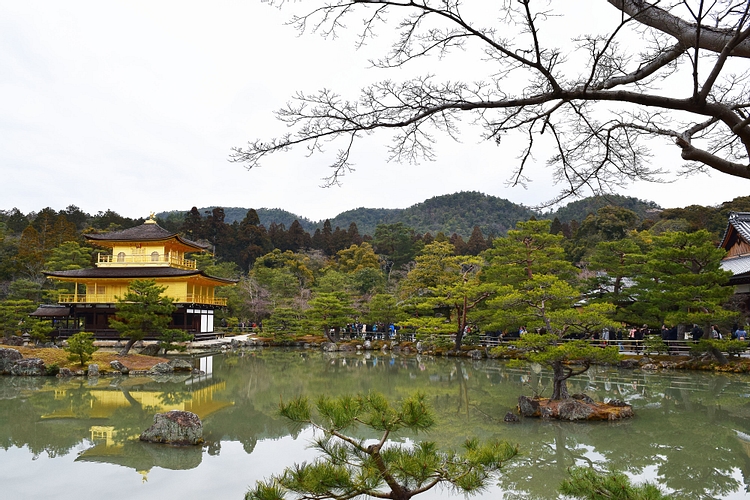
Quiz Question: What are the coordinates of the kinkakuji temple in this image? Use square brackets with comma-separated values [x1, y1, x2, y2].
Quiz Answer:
[33, 215, 235, 340]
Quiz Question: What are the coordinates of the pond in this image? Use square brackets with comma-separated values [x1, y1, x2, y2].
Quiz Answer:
[2, 349, 750, 499]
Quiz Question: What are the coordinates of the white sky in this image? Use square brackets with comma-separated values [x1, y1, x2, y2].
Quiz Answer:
[1, 0, 748, 222]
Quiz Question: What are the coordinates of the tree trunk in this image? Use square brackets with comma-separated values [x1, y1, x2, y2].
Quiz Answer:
[550, 361, 570, 400]
[118, 337, 137, 356]
[453, 333, 463, 352]
[709, 346, 729, 365]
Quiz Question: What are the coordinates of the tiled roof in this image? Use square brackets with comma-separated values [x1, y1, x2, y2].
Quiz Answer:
[44, 267, 236, 284]
[85, 222, 208, 250]
[720, 212, 750, 250]
[721, 255, 750, 276]
[29, 305, 72, 317]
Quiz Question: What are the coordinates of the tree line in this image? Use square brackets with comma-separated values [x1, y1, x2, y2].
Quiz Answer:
[0, 200, 744, 351]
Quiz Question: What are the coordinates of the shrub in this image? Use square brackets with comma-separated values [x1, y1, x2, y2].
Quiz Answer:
[64, 332, 98, 367]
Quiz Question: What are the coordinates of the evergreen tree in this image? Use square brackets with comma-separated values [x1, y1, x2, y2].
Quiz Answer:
[237, 209, 272, 271]
[109, 279, 180, 356]
[346, 222, 362, 246]
[65, 332, 98, 367]
[287, 220, 311, 252]
[465, 226, 488, 255]
[245, 392, 518, 500]
[307, 292, 356, 342]
[484, 220, 615, 399]
[182, 207, 204, 241]
[560, 467, 668, 500]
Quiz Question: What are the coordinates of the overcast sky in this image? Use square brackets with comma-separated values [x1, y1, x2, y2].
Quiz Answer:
[2, 0, 749, 222]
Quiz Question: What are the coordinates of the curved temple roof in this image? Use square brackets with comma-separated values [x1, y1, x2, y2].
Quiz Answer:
[44, 267, 236, 285]
[85, 221, 209, 252]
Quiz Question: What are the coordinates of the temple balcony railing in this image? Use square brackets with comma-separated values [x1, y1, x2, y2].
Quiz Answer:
[96, 254, 197, 270]
[57, 294, 227, 306]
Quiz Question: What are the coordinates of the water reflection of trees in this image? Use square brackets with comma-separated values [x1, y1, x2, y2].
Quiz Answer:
[2, 352, 750, 498]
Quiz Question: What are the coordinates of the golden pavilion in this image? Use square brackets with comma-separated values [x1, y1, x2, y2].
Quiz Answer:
[38, 216, 235, 340]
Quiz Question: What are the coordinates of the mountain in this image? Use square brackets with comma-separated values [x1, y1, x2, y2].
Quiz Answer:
[157, 207, 318, 233]
[157, 192, 664, 239]
[545, 195, 662, 223]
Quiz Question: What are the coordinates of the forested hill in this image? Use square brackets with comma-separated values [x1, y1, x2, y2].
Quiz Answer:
[158, 192, 664, 238]
[546, 194, 662, 223]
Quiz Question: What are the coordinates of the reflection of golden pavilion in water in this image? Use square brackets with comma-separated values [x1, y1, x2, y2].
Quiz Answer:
[44, 380, 231, 420]
[43, 380, 232, 480]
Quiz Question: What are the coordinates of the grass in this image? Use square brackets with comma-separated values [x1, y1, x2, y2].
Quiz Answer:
[1, 344, 167, 372]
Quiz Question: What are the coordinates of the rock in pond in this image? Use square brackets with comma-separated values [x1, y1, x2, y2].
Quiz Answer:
[518, 395, 633, 421]
[110, 360, 128, 374]
[140, 410, 204, 445]
[168, 359, 193, 372]
[0, 348, 22, 374]
[148, 362, 173, 374]
[10, 358, 46, 376]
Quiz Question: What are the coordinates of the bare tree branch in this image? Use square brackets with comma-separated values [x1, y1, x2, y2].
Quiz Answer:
[233, 0, 750, 199]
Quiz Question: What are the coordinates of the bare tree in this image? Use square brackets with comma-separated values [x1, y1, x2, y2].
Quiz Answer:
[231, 0, 750, 203]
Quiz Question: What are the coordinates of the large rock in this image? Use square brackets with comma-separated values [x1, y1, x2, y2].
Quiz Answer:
[169, 359, 193, 372]
[518, 395, 633, 421]
[140, 410, 204, 445]
[148, 362, 173, 374]
[139, 344, 162, 356]
[10, 358, 46, 376]
[321, 342, 338, 352]
[4, 336, 24, 346]
[0, 348, 22, 375]
[468, 349, 484, 360]
[110, 360, 129, 374]
[88, 364, 99, 378]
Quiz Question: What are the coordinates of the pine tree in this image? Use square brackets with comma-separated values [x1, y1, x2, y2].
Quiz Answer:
[245, 392, 518, 500]
[109, 279, 181, 356]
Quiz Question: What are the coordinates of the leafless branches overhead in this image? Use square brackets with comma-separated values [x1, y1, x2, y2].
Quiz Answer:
[231, 0, 750, 202]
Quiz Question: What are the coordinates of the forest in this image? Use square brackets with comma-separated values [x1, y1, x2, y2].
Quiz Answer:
[2, 192, 750, 346]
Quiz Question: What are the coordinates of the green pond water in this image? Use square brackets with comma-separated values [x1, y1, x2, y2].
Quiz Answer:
[2, 349, 750, 499]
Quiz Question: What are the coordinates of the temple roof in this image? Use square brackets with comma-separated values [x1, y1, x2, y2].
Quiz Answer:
[30, 305, 72, 317]
[44, 267, 236, 284]
[719, 212, 750, 250]
[85, 221, 208, 251]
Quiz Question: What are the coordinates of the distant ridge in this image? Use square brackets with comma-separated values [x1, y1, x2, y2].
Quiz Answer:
[156, 192, 662, 238]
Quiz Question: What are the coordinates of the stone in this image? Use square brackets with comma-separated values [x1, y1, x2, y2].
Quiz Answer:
[503, 411, 520, 422]
[139, 410, 204, 445]
[139, 344, 161, 356]
[0, 348, 23, 375]
[416, 341, 423, 353]
[607, 399, 629, 407]
[88, 364, 99, 377]
[571, 393, 595, 404]
[557, 399, 594, 420]
[517, 395, 633, 421]
[363, 340, 372, 350]
[619, 359, 640, 369]
[57, 367, 75, 377]
[148, 362, 173, 374]
[321, 342, 338, 352]
[4, 336, 24, 347]
[110, 360, 128, 373]
[518, 395, 541, 417]
[641, 363, 659, 371]
[468, 349, 483, 360]
[10, 358, 46, 376]
[169, 359, 193, 372]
